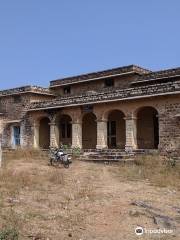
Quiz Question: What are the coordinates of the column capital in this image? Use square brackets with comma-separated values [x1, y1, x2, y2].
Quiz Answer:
[33, 122, 40, 128]
[96, 119, 108, 123]
[71, 120, 82, 124]
[124, 116, 137, 120]
[48, 122, 57, 126]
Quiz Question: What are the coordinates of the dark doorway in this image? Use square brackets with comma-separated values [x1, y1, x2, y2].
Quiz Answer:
[107, 110, 125, 149]
[82, 113, 97, 149]
[39, 118, 50, 149]
[59, 115, 72, 146]
[137, 107, 159, 149]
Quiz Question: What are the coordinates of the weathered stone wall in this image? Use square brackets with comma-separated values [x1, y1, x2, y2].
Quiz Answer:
[0, 76, 179, 154]
[0, 92, 54, 148]
[159, 100, 180, 154]
[51, 74, 138, 97]
[30, 80, 180, 110]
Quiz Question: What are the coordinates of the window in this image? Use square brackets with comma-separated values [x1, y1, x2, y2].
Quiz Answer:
[63, 86, 71, 94]
[14, 95, 21, 103]
[104, 78, 114, 87]
[13, 126, 21, 146]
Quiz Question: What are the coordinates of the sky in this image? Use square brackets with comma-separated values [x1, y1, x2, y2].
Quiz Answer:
[0, 0, 180, 90]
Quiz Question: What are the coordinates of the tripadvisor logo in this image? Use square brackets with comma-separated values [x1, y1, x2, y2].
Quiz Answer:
[135, 226, 144, 235]
[135, 226, 173, 235]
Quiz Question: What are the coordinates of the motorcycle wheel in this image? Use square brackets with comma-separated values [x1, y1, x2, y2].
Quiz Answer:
[63, 162, 69, 168]
[50, 158, 53, 166]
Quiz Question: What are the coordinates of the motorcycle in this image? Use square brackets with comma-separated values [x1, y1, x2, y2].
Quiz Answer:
[49, 147, 72, 168]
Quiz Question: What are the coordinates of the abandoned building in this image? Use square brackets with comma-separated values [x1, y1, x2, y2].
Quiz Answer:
[0, 64, 180, 154]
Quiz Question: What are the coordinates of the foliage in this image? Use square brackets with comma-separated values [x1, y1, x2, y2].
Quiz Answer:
[0, 227, 18, 240]
[72, 147, 81, 156]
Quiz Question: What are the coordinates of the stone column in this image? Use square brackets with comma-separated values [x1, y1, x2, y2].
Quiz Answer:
[124, 116, 137, 152]
[96, 120, 108, 149]
[33, 122, 40, 148]
[49, 122, 59, 148]
[72, 121, 82, 149]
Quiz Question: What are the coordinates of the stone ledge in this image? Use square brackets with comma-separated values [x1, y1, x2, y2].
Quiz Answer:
[0, 85, 55, 97]
[50, 65, 150, 87]
[28, 80, 180, 111]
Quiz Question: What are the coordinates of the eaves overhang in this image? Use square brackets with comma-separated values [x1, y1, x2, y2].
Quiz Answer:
[28, 81, 180, 112]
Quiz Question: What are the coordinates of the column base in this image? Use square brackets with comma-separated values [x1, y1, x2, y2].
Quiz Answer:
[96, 145, 108, 150]
[125, 145, 137, 152]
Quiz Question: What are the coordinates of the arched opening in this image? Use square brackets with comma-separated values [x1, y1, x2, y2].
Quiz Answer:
[107, 110, 125, 148]
[137, 107, 159, 149]
[39, 117, 50, 149]
[82, 113, 97, 149]
[59, 115, 72, 146]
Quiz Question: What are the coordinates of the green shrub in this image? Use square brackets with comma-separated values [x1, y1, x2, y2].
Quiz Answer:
[0, 227, 18, 240]
[72, 147, 81, 157]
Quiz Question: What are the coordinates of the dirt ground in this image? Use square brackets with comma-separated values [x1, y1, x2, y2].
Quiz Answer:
[0, 156, 180, 240]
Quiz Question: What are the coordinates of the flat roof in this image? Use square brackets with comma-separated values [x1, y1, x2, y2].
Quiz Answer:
[0, 85, 55, 97]
[132, 66, 180, 85]
[50, 65, 150, 87]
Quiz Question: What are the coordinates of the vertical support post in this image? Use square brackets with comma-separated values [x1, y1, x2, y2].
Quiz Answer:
[49, 122, 59, 148]
[33, 122, 40, 149]
[72, 121, 82, 149]
[96, 120, 108, 149]
[124, 116, 138, 152]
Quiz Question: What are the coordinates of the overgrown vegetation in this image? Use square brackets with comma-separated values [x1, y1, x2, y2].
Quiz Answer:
[0, 227, 19, 240]
[109, 154, 180, 189]
[0, 150, 179, 239]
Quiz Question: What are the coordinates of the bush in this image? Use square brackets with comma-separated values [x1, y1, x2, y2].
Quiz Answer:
[72, 147, 81, 157]
[0, 227, 18, 240]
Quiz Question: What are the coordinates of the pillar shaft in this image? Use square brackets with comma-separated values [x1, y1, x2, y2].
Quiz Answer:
[96, 120, 108, 149]
[33, 123, 39, 148]
[124, 117, 137, 151]
[49, 123, 59, 148]
[72, 122, 82, 148]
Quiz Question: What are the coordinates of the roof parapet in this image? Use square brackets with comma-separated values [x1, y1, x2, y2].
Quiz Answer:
[132, 66, 180, 85]
[50, 65, 151, 87]
[0, 85, 55, 97]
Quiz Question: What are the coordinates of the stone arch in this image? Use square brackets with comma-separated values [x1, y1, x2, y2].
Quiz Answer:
[39, 117, 50, 149]
[136, 106, 159, 149]
[133, 105, 159, 117]
[82, 112, 97, 149]
[102, 108, 126, 121]
[106, 109, 125, 148]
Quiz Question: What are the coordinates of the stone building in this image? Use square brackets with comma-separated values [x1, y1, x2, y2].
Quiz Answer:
[0, 65, 180, 154]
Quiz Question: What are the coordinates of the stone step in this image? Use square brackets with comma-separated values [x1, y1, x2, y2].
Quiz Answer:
[83, 154, 127, 159]
[83, 149, 126, 153]
[80, 154, 135, 160]
[82, 153, 134, 157]
[80, 158, 135, 164]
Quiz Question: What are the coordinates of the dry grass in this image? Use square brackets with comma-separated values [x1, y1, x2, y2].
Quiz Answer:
[0, 150, 179, 239]
[47, 169, 65, 185]
[109, 154, 180, 189]
[0, 150, 97, 239]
